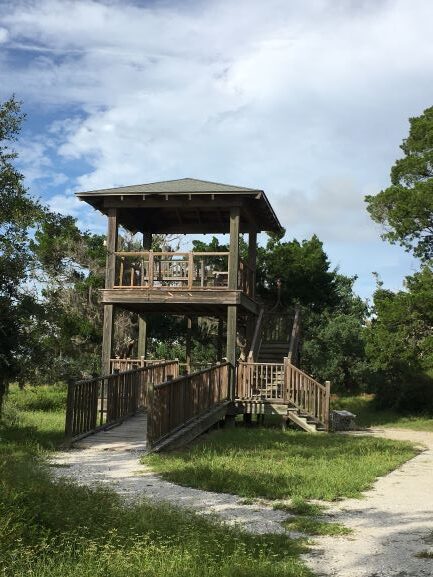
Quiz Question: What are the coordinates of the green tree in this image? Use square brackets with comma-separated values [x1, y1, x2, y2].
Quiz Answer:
[365, 266, 433, 411]
[0, 97, 44, 411]
[366, 106, 433, 260]
[257, 234, 338, 310]
[301, 275, 369, 391]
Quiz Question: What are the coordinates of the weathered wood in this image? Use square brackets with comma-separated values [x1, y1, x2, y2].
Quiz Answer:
[64, 360, 179, 443]
[287, 305, 301, 365]
[101, 305, 114, 375]
[102, 208, 118, 374]
[248, 307, 265, 361]
[226, 305, 237, 399]
[228, 207, 240, 290]
[248, 231, 257, 298]
[237, 359, 330, 430]
[147, 363, 230, 446]
[186, 316, 192, 373]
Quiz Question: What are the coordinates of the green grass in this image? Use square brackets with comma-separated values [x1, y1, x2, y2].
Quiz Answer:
[332, 395, 433, 431]
[283, 516, 352, 536]
[273, 498, 325, 516]
[0, 386, 311, 577]
[144, 427, 416, 501]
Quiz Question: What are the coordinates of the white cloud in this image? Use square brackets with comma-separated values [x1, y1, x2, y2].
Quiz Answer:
[0, 27, 9, 43]
[2, 0, 433, 296]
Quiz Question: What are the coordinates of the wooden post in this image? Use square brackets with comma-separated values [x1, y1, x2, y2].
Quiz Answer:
[283, 356, 289, 403]
[186, 316, 192, 373]
[64, 379, 75, 442]
[226, 207, 240, 400]
[138, 233, 152, 359]
[102, 208, 118, 375]
[248, 231, 257, 299]
[217, 316, 224, 361]
[325, 380, 331, 431]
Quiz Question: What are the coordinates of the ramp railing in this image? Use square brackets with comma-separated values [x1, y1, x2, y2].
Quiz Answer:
[148, 362, 230, 446]
[65, 360, 179, 442]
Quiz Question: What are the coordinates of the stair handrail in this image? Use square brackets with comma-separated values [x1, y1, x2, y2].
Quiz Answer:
[287, 305, 301, 365]
[284, 358, 331, 430]
[248, 307, 265, 361]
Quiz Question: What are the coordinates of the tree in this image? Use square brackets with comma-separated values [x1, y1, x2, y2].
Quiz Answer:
[364, 266, 433, 411]
[365, 106, 433, 260]
[257, 234, 339, 310]
[0, 96, 43, 411]
[301, 275, 370, 391]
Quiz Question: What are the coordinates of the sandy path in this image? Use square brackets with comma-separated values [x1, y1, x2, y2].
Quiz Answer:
[51, 422, 433, 575]
[303, 428, 433, 577]
[50, 414, 293, 535]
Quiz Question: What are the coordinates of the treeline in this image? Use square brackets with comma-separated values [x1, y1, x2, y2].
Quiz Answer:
[1, 96, 433, 414]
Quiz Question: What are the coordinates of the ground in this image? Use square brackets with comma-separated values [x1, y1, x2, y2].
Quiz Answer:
[303, 428, 433, 577]
[51, 417, 433, 577]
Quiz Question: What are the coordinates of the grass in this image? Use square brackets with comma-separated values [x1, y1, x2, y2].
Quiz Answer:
[0, 385, 312, 577]
[273, 497, 325, 516]
[144, 427, 416, 501]
[332, 395, 433, 431]
[283, 516, 352, 536]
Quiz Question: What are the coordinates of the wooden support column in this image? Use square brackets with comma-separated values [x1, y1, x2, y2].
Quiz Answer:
[186, 316, 192, 373]
[102, 208, 118, 375]
[226, 206, 240, 399]
[248, 231, 257, 299]
[217, 316, 224, 361]
[137, 233, 152, 359]
[246, 231, 258, 355]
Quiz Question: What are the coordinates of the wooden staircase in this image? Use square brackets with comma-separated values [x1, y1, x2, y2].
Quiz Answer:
[240, 305, 330, 433]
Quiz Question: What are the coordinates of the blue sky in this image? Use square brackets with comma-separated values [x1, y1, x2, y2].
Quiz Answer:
[1, 0, 432, 301]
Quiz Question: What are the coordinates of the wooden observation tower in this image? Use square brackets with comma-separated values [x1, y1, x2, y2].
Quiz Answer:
[66, 178, 330, 449]
[77, 178, 282, 383]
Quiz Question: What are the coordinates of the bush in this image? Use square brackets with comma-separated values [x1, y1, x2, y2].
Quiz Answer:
[7, 383, 67, 412]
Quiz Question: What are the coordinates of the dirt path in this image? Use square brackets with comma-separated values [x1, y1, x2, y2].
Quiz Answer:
[51, 422, 433, 575]
[303, 428, 433, 577]
[50, 414, 292, 535]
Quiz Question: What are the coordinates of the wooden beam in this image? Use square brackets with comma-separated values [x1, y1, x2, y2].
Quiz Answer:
[186, 316, 192, 373]
[226, 305, 237, 399]
[138, 232, 152, 359]
[228, 206, 240, 290]
[102, 208, 118, 374]
[248, 231, 257, 300]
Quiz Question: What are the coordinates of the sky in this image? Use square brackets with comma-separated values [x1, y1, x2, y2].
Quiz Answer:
[1, 0, 432, 302]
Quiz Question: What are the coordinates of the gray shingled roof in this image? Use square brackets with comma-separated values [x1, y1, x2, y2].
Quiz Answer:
[76, 178, 261, 196]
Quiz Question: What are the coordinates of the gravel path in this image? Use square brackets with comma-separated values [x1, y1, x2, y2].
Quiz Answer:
[50, 415, 292, 535]
[51, 421, 433, 576]
[303, 428, 433, 577]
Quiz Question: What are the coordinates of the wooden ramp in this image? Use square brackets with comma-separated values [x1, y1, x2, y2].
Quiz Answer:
[74, 412, 148, 452]
[65, 361, 231, 452]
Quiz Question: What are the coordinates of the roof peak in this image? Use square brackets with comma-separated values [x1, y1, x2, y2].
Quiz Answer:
[76, 177, 261, 196]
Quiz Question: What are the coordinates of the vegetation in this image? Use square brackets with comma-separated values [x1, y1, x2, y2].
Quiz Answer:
[332, 395, 433, 431]
[283, 516, 352, 536]
[144, 427, 416, 501]
[0, 386, 312, 577]
[366, 105, 433, 261]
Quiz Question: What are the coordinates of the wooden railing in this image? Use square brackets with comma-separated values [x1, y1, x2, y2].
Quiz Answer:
[238, 258, 255, 298]
[287, 305, 301, 364]
[110, 357, 166, 373]
[148, 362, 230, 446]
[237, 361, 285, 400]
[236, 359, 331, 429]
[262, 312, 294, 342]
[248, 307, 265, 361]
[114, 251, 229, 290]
[286, 362, 330, 430]
[65, 360, 179, 441]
